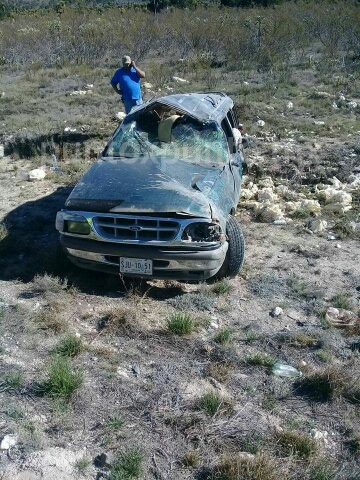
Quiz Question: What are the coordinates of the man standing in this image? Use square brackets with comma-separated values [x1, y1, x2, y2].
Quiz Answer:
[111, 55, 145, 114]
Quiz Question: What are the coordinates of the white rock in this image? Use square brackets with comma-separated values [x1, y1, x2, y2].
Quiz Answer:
[273, 219, 286, 225]
[172, 76, 188, 83]
[309, 218, 327, 233]
[85, 84, 94, 90]
[258, 177, 274, 188]
[0, 144, 4, 158]
[257, 120, 265, 127]
[257, 187, 277, 203]
[335, 244, 342, 249]
[115, 112, 126, 121]
[28, 169, 46, 181]
[258, 204, 285, 223]
[348, 101, 357, 109]
[1, 434, 17, 450]
[143, 82, 153, 89]
[243, 81, 249, 85]
[271, 306, 283, 317]
[332, 102, 338, 109]
[299, 199, 322, 214]
[70, 90, 88, 96]
[339, 95, 346, 101]
[314, 120, 325, 125]
[287, 101, 293, 110]
[327, 235, 336, 241]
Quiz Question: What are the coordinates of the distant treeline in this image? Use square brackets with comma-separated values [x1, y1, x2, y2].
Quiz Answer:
[0, 0, 359, 72]
[0, 0, 340, 18]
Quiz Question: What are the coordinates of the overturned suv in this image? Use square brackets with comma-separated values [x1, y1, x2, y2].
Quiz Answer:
[56, 93, 247, 281]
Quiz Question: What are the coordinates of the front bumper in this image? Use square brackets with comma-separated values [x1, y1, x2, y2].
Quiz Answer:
[60, 235, 228, 281]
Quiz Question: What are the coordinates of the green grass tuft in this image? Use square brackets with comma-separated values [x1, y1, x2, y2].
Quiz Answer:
[54, 335, 83, 357]
[110, 447, 143, 480]
[214, 328, 232, 345]
[212, 279, 232, 295]
[106, 413, 124, 431]
[40, 357, 83, 401]
[275, 430, 317, 459]
[166, 312, 194, 335]
[197, 391, 223, 416]
[2, 371, 24, 390]
[246, 353, 276, 368]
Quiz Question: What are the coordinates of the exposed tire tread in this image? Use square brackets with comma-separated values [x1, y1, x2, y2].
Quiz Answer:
[218, 216, 245, 278]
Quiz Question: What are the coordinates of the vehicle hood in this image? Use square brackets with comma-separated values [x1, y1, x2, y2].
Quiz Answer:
[65, 157, 224, 219]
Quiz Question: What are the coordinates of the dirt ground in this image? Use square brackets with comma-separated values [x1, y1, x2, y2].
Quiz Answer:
[0, 125, 359, 480]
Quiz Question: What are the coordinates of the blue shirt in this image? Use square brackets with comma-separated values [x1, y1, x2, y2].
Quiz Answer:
[111, 67, 141, 101]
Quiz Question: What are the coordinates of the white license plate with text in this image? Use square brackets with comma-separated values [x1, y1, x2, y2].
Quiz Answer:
[120, 257, 153, 275]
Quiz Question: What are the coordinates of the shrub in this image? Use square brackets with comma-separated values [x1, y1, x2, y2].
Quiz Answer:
[36, 301, 68, 333]
[166, 312, 194, 335]
[168, 293, 215, 312]
[182, 450, 199, 467]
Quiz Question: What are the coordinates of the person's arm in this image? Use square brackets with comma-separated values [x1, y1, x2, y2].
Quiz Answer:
[111, 83, 122, 95]
[132, 61, 145, 79]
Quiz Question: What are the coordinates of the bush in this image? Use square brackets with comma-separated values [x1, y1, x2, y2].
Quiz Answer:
[54, 335, 83, 357]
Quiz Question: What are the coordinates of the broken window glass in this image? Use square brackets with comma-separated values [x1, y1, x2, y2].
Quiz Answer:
[104, 113, 228, 165]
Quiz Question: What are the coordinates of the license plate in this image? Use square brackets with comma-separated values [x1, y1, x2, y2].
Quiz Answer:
[120, 257, 153, 275]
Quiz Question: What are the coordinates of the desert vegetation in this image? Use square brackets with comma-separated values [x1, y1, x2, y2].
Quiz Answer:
[0, 0, 359, 479]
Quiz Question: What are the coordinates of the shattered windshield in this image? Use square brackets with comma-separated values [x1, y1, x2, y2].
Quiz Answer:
[104, 112, 228, 165]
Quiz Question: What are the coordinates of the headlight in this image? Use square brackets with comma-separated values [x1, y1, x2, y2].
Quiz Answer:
[56, 212, 91, 234]
[66, 219, 91, 235]
[182, 222, 223, 242]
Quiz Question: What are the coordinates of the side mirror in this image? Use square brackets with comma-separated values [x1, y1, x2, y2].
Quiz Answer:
[242, 138, 250, 149]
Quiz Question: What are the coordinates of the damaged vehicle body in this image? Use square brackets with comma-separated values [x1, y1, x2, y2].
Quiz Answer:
[56, 93, 246, 280]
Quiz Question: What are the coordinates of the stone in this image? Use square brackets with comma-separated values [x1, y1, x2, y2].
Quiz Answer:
[95, 452, 116, 468]
[1, 434, 17, 450]
[271, 306, 283, 317]
[257, 177, 274, 188]
[115, 112, 126, 121]
[257, 187, 277, 203]
[335, 244, 342, 249]
[299, 199, 322, 214]
[258, 204, 285, 223]
[314, 120, 325, 125]
[132, 364, 141, 376]
[273, 219, 286, 225]
[348, 101, 357, 109]
[28, 169, 46, 181]
[287, 101, 293, 110]
[143, 82, 153, 89]
[257, 119, 265, 127]
[0, 144, 4, 158]
[172, 76, 188, 83]
[325, 307, 358, 328]
[309, 218, 327, 233]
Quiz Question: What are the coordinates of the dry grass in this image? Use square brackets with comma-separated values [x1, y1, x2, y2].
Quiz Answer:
[35, 301, 68, 333]
[210, 453, 282, 480]
[207, 362, 232, 382]
[32, 274, 68, 296]
[97, 305, 137, 334]
[295, 367, 360, 404]
[275, 430, 317, 459]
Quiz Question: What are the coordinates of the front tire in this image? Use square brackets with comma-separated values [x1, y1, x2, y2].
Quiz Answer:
[216, 216, 245, 278]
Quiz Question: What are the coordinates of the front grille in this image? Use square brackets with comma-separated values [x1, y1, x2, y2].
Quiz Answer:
[93, 215, 180, 242]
